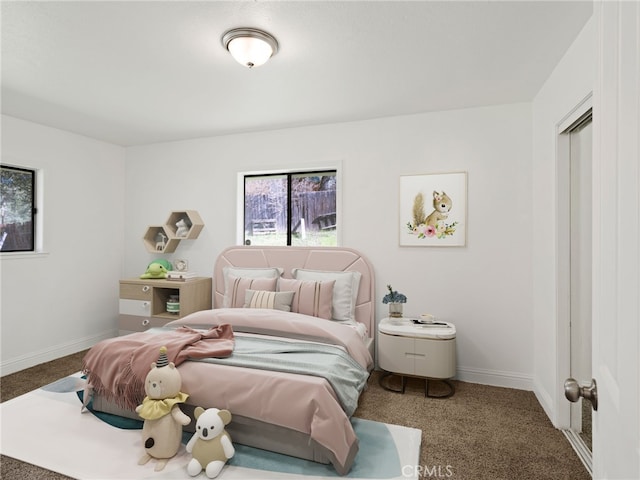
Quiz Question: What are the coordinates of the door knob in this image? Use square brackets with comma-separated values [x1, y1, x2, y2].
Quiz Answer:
[564, 377, 598, 411]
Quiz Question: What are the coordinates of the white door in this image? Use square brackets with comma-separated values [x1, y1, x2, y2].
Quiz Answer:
[591, 1, 640, 477]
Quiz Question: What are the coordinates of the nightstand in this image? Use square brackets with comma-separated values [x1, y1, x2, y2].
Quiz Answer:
[118, 277, 212, 335]
[378, 317, 456, 398]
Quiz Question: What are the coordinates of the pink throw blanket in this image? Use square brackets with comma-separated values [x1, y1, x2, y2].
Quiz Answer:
[82, 324, 234, 410]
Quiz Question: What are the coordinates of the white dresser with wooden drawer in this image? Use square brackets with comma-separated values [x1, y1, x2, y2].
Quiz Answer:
[118, 277, 212, 335]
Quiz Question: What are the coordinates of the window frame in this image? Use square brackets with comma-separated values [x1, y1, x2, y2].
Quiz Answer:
[237, 165, 342, 246]
[0, 163, 44, 256]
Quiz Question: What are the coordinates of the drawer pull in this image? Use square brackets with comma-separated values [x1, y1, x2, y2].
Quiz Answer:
[142, 301, 150, 308]
[405, 352, 426, 357]
[142, 285, 150, 292]
[142, 318, 150, 326]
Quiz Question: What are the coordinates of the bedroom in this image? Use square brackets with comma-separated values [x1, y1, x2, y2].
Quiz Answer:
[1, 1, 638, 478]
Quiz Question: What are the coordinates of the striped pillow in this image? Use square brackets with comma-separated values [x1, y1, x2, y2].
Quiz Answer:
[222, 267, 283, 308]
[278, 278, 336, 320]
[292, 269, 361, 322]
[225, 276, 277, 308]
[244, 290, 295, 312]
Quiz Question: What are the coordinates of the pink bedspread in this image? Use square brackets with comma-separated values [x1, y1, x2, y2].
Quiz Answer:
[167, 309, 373, 472]
[170, 308, 372, 370]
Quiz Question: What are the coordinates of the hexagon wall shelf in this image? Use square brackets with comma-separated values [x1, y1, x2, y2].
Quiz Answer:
[165, 210, 204, 239]
[143, 210, 204, 254]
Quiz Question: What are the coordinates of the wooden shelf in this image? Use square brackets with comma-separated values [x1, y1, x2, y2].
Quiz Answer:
[142, 210, 204, 253]
[142, 225, 180, 253]
[165, 210, 204, 239]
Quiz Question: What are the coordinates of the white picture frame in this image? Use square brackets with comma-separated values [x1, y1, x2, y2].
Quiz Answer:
[399, 172, 467, 247]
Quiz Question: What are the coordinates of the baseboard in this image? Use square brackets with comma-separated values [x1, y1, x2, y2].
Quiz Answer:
[0, 342, 535, 390]
[0, 330, 116, 376]
[532, 377, 557, 425]
[455, 366, 533, 391]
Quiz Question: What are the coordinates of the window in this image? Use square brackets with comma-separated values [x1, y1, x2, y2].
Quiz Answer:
[243, 170, 337, 246]
[0, 165, 37, 252]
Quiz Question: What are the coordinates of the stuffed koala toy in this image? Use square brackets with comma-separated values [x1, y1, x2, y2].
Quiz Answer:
[186, 407, 235, 478]
[135, 347, 190, 472]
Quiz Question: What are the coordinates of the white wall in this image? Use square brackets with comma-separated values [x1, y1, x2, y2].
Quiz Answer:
[531, 18, 594, 424]
[125, 103, 534, 389]
[0, 115, 126, 374]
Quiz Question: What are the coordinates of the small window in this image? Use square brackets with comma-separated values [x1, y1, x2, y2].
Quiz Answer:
[0, 165, 37, 252]
[243, 170, 337, 246]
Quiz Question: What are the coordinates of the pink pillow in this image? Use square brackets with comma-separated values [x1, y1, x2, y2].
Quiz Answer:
[278, 278, 335, 320]
[225, 276, 277, 308]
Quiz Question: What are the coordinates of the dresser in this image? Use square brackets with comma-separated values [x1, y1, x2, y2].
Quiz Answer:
[118, 277, 212, 335]
[378, 317, 456, 397]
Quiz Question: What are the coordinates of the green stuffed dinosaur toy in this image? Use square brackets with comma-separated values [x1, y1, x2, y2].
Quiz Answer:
[140, 259, 173, 279]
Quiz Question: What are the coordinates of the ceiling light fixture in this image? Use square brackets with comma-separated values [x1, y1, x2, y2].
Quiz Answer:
[222, 28, 278, 69]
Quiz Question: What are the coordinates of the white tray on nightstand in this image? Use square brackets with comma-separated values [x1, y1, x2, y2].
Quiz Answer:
[379, 317, 456, 339]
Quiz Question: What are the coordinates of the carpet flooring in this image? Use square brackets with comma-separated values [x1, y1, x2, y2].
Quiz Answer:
[1, 350, 590, 480]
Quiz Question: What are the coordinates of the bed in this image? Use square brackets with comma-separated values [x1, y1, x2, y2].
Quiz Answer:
[83, 245, 376, 475]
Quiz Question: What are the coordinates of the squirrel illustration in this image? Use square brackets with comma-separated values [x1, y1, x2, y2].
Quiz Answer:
[424, 191, 452, 226]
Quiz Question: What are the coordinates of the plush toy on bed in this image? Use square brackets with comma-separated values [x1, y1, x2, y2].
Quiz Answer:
[140, 259, 172, 279]
[136, 346, 190, 472]
[186, 406, 235, 478]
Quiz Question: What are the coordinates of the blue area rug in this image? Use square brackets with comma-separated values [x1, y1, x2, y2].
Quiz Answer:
[73, 387, 403, 478]
[230, 419, 400, 478]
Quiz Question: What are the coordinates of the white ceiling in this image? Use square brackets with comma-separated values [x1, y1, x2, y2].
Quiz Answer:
[1, 1, 592, 147]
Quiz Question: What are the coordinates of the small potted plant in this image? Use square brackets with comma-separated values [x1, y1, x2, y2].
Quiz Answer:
[382, 284, 407, 318]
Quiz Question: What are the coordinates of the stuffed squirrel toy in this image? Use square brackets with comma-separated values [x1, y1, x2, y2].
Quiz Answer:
[136, 346, 190, 472]
[186, 407, 235, 478]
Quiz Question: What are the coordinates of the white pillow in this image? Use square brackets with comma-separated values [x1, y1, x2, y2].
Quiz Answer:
[222, 266, 283, 308]
[292, 268, 361, 322]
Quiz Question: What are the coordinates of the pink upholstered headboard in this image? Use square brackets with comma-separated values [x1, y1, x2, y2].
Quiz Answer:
[214, 246, 375, 338]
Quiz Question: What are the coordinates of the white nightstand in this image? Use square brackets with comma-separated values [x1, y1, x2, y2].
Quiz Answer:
[378, 317, 456, 398]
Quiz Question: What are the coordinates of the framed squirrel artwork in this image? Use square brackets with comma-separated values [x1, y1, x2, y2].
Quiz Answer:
[399, 171, 467, 247]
